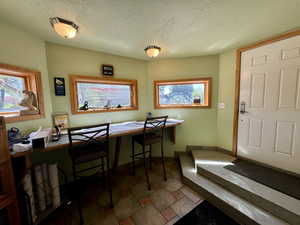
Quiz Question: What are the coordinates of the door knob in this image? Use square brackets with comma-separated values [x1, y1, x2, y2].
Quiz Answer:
[240, 101, 248, 114]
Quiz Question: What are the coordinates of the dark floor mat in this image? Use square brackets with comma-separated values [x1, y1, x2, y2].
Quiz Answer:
[224, 159, 300, 200]
[174, 200, 240, 225]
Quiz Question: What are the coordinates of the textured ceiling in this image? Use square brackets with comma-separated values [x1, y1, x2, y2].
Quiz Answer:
[1, 0, 300, 60]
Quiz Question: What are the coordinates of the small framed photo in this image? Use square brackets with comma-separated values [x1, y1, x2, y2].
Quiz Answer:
[102, 64, 114, 76]
[54, 77, 65, 96]
[53, 113, 69, 130]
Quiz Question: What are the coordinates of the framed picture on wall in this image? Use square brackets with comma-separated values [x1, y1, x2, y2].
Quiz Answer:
[102, 64, 114, 76]
[54, 77, 66, 96]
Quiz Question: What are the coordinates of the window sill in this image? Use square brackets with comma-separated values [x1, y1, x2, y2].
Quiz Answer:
[155, 104, 211, 109]
[2, 114, 43, 123]
[72, 106, 138, 114]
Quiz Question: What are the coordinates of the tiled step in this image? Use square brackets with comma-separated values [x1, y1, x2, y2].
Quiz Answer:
[193, 150, 300, 225]
[178, 152, 288, 225]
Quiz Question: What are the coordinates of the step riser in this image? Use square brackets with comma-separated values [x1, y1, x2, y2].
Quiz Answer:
[197, 165, 300, 225]
[181, 176, 259, 225]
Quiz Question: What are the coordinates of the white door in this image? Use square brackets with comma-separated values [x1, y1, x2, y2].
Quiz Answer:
[238, 34, 300, 175]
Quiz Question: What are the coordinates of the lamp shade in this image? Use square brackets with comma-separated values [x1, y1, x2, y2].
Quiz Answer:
[144, 45, 161, 58]
[50, 17, 79, 39]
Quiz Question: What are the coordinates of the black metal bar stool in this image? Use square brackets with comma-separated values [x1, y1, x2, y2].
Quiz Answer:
[67, 123, 113, 224]
[131, 116, 168, 190]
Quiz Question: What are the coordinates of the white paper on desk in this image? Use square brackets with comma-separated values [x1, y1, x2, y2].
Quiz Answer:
[13, 143, 32, 152]
[110, 122, 144, 133]
[166, 119, 184, 123]
[29, 126, 42, 139]
[110, 121, 136, 126]
[30, 127, 52, 146]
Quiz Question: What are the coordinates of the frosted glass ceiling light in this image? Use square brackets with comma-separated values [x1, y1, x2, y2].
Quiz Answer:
[50, 17, 79, 39]
[144, 45, 161, 58]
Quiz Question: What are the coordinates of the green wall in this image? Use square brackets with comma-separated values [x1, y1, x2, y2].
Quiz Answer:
[147, 56, 219, 157]
[216, 50, 236, 151]
[0, 19, 53, 131]
[0, 18, 236, 168]
[46, 44, 220, 161]
[46, 43, 149, 166]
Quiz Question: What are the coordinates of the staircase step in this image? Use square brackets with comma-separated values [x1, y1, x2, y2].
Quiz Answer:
[178, 152, 288, 225]
[191, 149, 235, 169]
[193, 150, 300, 225]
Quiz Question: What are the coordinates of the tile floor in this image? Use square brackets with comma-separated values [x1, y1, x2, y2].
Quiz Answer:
[41, 159, 204, 225]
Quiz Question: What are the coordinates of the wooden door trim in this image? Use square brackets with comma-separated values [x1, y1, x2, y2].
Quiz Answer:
[232, 29, 300, 156]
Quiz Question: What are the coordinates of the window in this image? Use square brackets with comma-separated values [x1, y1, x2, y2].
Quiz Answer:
[0, 64, 44, 123]
[0, 74, 26, 113]
[70, 75, 138, 114]
[154, 78, 212, 109]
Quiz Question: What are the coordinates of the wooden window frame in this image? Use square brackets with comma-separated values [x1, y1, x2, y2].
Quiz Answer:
[0, 63, 45, 123]
[154, 77, 212, 109]
[70, 75, 138, 114]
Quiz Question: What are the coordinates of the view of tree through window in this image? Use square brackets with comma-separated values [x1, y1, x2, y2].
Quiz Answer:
[77, 82, 131, 109]
[159, 83, 205, 105]
[0, 74, 25, 113]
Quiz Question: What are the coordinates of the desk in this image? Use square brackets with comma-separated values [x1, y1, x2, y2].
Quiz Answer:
[11, 119, 183, 170]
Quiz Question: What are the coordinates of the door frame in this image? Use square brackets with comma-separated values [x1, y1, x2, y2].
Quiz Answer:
[232, 29, 300, 156]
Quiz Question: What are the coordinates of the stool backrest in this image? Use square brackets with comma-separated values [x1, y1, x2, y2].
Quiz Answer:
[143, 116, 168, 135]
[67, 123, 110, 146]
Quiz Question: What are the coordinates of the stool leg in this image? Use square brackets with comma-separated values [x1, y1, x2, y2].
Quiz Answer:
[149, 144, 152, 170]
[101, 157, 106, 187]
[131, 138, 136, 176]
[72, 161, 84, 225]
[72, 162, 77, 181]
[77, 197, 84, 225]
[142, 144, 151, 190]
[106, 153, 113, 207]
[160, 140, 167, 181]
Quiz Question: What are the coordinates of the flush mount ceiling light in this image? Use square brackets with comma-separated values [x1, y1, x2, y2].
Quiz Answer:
[49, 17, 79, 39]
[144, 45, 161, 58]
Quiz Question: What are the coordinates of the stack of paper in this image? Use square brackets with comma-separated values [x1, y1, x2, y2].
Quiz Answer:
[41, 164, 52, 207]
[34, 165, 46, 211]
[22, 172, 37, 223]
[48, 163, 61, 208]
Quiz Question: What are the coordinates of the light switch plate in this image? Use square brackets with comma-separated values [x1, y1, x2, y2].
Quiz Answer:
[218, 103, 225, 109]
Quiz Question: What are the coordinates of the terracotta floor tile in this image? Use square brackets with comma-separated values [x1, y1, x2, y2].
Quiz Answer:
[164, 178, 183, 192]
[171, 190, 185, 200]
[119, 217, 135, 225]
[114, 196, 140, 220]
[160, 207, 177, 221]
[99, 214, 119, 225]
[165, 216, 180, 225]
[181, 186, 204, 203]
[40, 159, 203, 225]
[139, 197, 152, 208]
[131, 182, 154, 201]
[132, 205, 166, 225]
[150, 189, 176, 211]
[170, 197, 196, 217]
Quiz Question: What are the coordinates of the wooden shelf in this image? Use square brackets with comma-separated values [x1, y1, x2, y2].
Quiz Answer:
[0, 195, 15, 209]
[10, 150, 33, 158]
[0, 116, 21, 225]
[0, 158, 9, 166]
